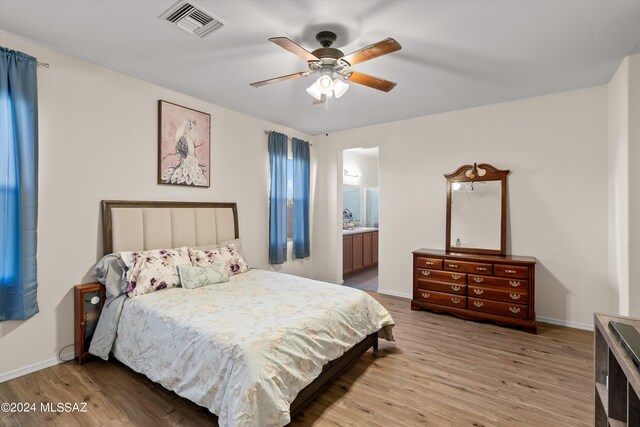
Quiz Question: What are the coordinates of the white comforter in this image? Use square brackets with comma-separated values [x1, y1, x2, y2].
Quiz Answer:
[111, 269, 394, 427]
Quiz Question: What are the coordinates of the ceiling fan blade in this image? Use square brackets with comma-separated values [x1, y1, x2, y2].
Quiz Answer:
[312, 94, 327, 105]
[346, 71, 397, 92]
[249, 72, 309, 88]
[340, 37, 401, 66]
[269, 37, 320, 62]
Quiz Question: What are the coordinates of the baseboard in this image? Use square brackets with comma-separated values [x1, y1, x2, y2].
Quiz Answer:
[536, 316, 593, 331]
[0, 350, 74, 383]
[377, 289, 412, 299]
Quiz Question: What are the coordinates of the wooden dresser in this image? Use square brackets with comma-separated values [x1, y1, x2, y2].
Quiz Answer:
[411, 249, 537, 333]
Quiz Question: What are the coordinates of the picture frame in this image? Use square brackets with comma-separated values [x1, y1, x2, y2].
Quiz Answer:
[158, 100, 211, 187]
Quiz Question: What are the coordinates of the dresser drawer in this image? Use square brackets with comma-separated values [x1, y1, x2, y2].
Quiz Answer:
[468, 297, 528, 319]
[416, 268, 466, 283]
[416, 289, 466, 308]
[468, 285, 528, 304]
[494, 264, 529, 279]
[416, 257, 443, 269]
[444, 259, 492, 275]
[417, 279, 466, 295]
[468, 274, 528, 291]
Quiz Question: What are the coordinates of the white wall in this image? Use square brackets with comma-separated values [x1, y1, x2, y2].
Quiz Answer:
[608, 58, 629, 315]
[607, 53, 640, 317]
[313, 86, 609, 328]
[628, 54, 640, 316]
[0, 32, 315, 379]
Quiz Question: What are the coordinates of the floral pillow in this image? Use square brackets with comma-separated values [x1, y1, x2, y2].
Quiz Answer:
[120, 247, 191, 297]
[178, 264, 229, 289]
[189, 243, 249, 276]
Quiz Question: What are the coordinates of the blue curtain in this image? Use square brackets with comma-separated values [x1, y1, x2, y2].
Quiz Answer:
[0, 46, 39, 321]
[292, 138, 310, 259]
[268, 132, 288, 264]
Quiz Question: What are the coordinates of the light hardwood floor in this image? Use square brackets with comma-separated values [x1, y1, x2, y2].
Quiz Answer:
[343, 266, 378, 292]
[0, 293, 593, 426]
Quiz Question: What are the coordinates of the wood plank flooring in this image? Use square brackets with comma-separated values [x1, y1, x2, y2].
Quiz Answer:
[342, 266, 378, 292]
[0, 293, 593, 426]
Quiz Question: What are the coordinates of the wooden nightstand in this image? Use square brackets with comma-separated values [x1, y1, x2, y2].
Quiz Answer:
[74, 283, 105, 364]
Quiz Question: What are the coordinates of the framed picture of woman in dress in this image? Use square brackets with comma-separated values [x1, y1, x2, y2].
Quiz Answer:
[158, 100, 211, 187]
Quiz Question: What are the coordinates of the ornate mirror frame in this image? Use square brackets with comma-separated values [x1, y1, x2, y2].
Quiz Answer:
[445, 163, 510, 255]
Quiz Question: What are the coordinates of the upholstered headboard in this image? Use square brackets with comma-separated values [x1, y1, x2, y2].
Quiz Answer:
[101, 200, 239, 254]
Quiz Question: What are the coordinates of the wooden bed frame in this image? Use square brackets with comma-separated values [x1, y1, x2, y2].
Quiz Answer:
[96, 199, 378, 420]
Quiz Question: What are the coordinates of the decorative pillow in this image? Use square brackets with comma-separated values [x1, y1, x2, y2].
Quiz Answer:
[219, 238, 244, 257]
[191, 238, 244, 256]
[178, 264, 229, 289]
[189, 243, 249, 276]
[120, 247, 190, 297]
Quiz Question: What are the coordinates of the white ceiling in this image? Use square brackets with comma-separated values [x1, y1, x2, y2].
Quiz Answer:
[1, 0, 640, 135]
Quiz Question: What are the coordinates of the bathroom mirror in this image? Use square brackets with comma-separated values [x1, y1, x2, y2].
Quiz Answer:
[343, 185, 361, 228]
[445, 163, 509, 255]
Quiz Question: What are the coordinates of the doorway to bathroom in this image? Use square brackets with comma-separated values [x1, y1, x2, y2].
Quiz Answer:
[341, 147, 379, 292]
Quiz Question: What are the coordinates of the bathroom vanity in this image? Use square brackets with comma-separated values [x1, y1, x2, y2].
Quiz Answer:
[343, 228, 378, 274]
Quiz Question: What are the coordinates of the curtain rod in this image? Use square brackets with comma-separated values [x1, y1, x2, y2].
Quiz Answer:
[264, 130, 312, 146]
[37, 61, 49, 68]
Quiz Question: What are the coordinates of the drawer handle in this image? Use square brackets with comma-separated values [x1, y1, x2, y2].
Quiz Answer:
[421, 270, 431, 277]
[510, 293, 521, 300]
[448, 264, 459, 269]
[509, 281, 520, 287]
[451, 274, 461, 280]
[505, 269, 517, 274]
[473, 288, 484, 295]
[451, 297, 461, 304]
[476, 267, 487, 271]
[473, 277, 484, 283]
[425, 261, 434, 266]
[509, 307, 521, 314]
[473, 301, 483, 308]
[421, 292, 430, 299]
[451, 285, 461, 292]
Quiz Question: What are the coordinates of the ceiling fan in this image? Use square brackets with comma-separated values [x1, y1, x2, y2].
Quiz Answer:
[249, 31, 401, 104]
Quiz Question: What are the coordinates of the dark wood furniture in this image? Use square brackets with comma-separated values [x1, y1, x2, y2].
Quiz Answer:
[343, 229, 378, 275]
[445, 163, 509, 255]
[595, 313, 640, 427]
[411, 249, 537, 333]
[93, 199, 379, 420]
[74, 282, 105, 364]
[343, 235, 353, 273]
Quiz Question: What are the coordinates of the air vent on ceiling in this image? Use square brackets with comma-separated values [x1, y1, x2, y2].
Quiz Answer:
[160, 1, 225, 39]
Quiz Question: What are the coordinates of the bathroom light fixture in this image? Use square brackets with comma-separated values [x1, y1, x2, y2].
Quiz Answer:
[343, 168, 361, 178]
[452, 183, 462, 191]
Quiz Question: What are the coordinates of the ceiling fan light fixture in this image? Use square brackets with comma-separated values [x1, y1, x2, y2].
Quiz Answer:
[317, 75, 333, 94]
[332, 78, 349, 98]
[306, 82, 322, 100]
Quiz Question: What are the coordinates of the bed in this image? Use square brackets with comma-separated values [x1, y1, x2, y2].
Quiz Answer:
[89, 200, 394, 427]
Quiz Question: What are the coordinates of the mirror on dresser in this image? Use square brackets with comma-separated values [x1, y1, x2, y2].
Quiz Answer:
[445, 163, 509, 255]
